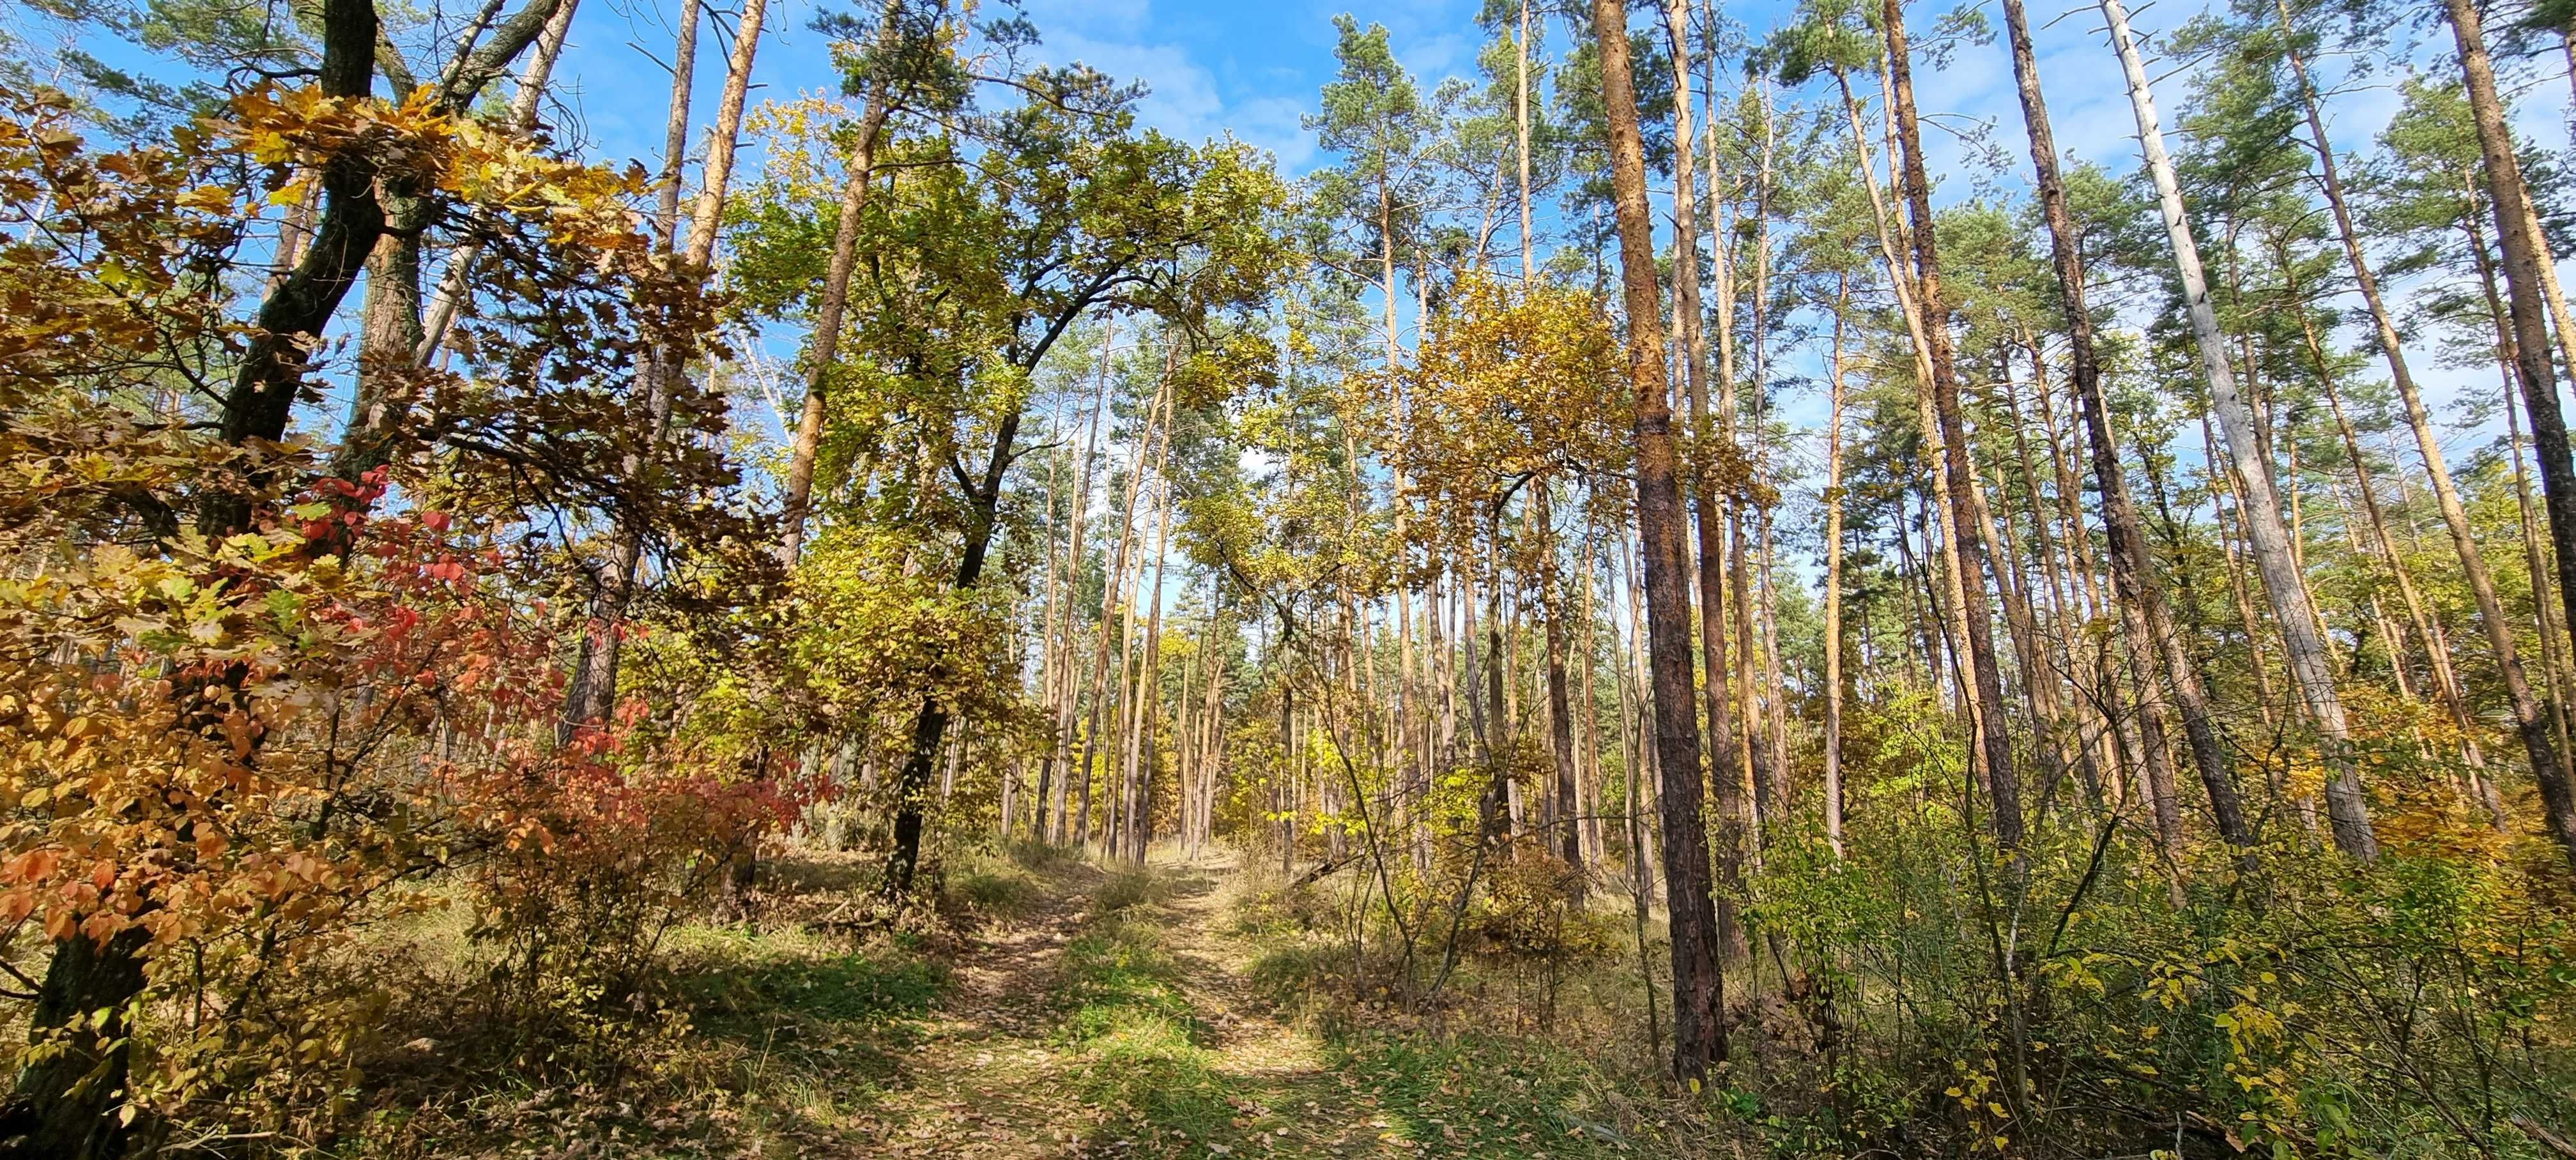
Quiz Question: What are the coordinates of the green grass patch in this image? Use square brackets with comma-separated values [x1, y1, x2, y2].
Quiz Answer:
[944, 848, 1046, 920]
[1093, 868, 1167, 915]
[669, 924, 949, 1095]
[1324, 1030, 1637, 1156]
[679, 943, 946, 1028]
[1050, 913, 1238, 1154]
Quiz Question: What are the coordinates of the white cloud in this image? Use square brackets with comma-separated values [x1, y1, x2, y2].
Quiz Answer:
[1031, 26, 1320, 171]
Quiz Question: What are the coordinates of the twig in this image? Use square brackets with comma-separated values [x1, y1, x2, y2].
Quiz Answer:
[2517, 1118, 2576, 1160]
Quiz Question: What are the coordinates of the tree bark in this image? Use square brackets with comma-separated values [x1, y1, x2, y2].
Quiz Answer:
[1078, 358, 1169, 844]
[780, 93, 894, 565]
[337, 0, 572, 478]
[2442, 0, 2576, 873]
[1590, 0, 1725, 1079]
[1885, 0, 2024, 849]
[566, 0, 765, 736]
[1999, 0, 2248, 847]
[1823, 273, 1849, 855]
[1659, 0, 1749, 963]
[2103, 0, 2369, 856]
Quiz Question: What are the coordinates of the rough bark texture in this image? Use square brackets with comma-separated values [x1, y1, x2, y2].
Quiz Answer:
[1885, 0, 2024, 850]
[1998, 0, 2248, 848]
[1660, 0, 1749, 963]
[1591, 0, 1726, 1079]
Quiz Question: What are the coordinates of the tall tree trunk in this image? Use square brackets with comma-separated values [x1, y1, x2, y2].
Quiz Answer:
[1590, 0, 1726, 1078]
[567, 0, 764, 736]
[2101, 0, 2371, 857]
[1517, 0, 1537, 286]
[1738, 81, 1786, 830]
[1538, 478, 1584, 894]
[2273, 0, 2554, 834]
[201, 0, 389, 537]
[780, 89, 894, 564]
[1885, 0, 2024, 849]
[340, 0, 573, 476]
[1122, 452, 1177, 862]
[1046, 330, 1119, 841]
[1997, 351, 2112, 807]
[1823, 274, 1850, 855]
[1078, 362, 1169, 845]
[1830, 64, 1988, 800]
[2442, 0, 2576, 873]
[1999, 0, 2248, 847]
[1660, 0, 1750, 963]
[2300, 299, 2503, 819]
[2467, 208, 2576, 765]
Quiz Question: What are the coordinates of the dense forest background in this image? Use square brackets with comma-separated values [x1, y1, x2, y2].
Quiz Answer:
[6, 0, 2576, 1155]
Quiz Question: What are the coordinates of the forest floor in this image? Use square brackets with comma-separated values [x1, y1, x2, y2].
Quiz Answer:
[769, 845, 1663, 1159]
[372, 843, 1694, 1157]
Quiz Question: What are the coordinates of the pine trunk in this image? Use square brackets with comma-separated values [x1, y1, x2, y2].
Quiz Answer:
[1590, 0, 1725, 1077]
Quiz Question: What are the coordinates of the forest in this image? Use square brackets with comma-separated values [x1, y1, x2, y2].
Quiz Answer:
[4, 0, 2576, 1154]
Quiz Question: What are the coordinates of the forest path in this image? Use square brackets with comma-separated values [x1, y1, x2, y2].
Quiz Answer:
[850, 857, 1104, 1157]
[1147, 852, 1414, 1157]
[851, 848, 1428, 1159]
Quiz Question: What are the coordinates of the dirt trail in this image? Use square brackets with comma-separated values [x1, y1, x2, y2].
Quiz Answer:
[855, 862, 1102, 1157]
[855, 850, 1416, 1159]
[1150, 855, 1408, 1158]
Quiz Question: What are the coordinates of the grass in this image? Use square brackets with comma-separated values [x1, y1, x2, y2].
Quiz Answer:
[321, 860, 962, 1158]
[1094, 866, 1170, 914]
[941, 845, 1048, 921]
[1050, 912, 1239, 1154]
[1319, 1031, 1644, 1156]
[674, 930, 946, 1032]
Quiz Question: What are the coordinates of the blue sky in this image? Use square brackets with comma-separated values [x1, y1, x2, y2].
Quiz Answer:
[21, 0, 2573, 561]
[512, 0, 2571, 560]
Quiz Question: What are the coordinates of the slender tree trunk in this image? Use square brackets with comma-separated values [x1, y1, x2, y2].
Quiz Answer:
[1580, 517, 1607, 866]
[2443, 0, 2576, 871]
[2273, 0, 2550, 831]
[2102, 0, 2370, 857]
[202, 0, 390, 536]
[1823, 274, 1849, 855]
[414, 0, 581, 363]
[2301, 300, 2502, 818]
[1123, 455, 1177, 863]
[1078, 362, 1169, 845]
[1738, 81, 1785, 832]
[567, 0, 763, 737]
[1517, 0, 1537, 285]
[1591, 0, 1724, 1078]
[1998, 0, 2248, 848]
[780, 90, 894, 564]
[1660, 0, 1749, 963]
[1537, 479, 1584, 894]
[2467, 209, 2576, 762]
[1998, 352, 2111, 807]
[341, 0, 573, 475]
[1831, 65, 1988, 798]
[1885, 0, 2023, 849]
[1046, 331, 1118, 842]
